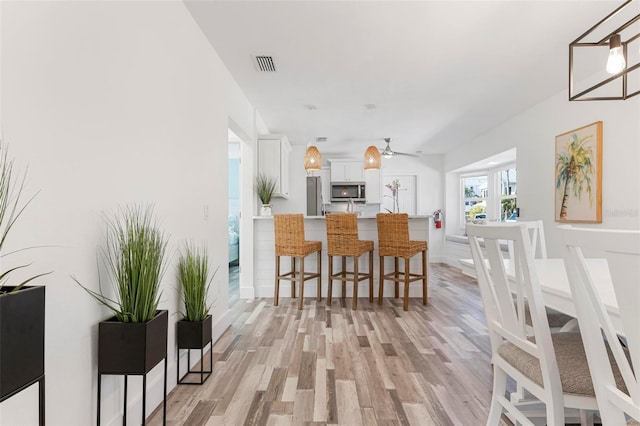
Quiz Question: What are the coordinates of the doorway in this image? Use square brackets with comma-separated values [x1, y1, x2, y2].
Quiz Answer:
[228, 130, 241, 300]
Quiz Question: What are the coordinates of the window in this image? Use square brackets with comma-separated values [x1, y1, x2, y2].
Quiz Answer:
[499, 167, 517, 221]
[463, 175, 487, 221]
[460, 165, 517, 223]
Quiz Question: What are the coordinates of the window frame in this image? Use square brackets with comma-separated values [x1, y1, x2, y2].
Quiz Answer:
[459, 162, 517, 225]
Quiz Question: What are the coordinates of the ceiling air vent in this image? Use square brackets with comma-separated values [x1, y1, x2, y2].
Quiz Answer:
[252, 55, 277, 72]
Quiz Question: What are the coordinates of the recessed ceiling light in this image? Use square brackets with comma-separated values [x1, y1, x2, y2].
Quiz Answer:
[488, 161, 499, 165]
[364, 104, 376, 110]
[304, 104, 317, 110]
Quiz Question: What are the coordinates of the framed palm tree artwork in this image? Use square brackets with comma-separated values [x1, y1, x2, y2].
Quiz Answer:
[555, 121, 603, 223]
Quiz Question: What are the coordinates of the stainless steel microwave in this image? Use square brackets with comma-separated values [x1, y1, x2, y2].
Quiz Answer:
[331, 182, 366, 202]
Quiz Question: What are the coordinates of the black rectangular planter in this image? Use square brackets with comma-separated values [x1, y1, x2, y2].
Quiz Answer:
[0, 286, 45, 400]
[98, 309, 168, 375]
[176, 315, 212, 385]
[97, 309, 168, 426]
[177, 315, 212, 349]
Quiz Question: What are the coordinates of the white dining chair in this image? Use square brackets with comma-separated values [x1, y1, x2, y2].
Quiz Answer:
[467, 223, 599, 426]
[561, 226, 640, 425]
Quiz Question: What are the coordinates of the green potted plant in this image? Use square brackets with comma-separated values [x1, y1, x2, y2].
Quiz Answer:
[255, 173, 277, 216]
[176, 242, 217, 385]
[0, 141, 49, 421]
[73, 204, 169, 426]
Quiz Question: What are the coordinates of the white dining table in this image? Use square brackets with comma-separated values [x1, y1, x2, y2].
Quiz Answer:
[458, 257, 622, 332]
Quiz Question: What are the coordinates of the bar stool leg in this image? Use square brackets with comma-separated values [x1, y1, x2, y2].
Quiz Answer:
[291, 257, 296, 299]
[403, 257, 410, 311]
[394, 257, 400, 298]
[298, 257, 305, 310]
[378, 255, 384, 305]
[317, 250, 322, 301]
[328, 255, 333, 305]
[352, 255, 359, 310]
[368, 250, 374, 302]
[274, 255, 281, 306]
[422, 249, 428, 305]
[341, 257, 347, 300]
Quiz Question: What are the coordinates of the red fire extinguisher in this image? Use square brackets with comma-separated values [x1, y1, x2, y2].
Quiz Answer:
[433, 209, 443, 229]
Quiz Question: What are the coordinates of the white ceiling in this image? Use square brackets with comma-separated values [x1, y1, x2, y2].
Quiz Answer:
[185, 0, 618, 157]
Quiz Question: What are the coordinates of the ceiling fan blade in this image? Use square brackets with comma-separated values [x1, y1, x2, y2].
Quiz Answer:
[394, 151, 420, 158]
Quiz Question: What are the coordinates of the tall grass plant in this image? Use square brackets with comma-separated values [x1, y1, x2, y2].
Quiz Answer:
[178, 242, 216, 322]
[74, 205, 169, 322]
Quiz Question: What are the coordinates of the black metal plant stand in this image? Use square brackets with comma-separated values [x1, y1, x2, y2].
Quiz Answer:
[96, 310, 168, 426]
[97, 362, 166, 426]
[177, 344, 212, 385]
[0, 376, 45, 426]
[176, 316, 213, 385]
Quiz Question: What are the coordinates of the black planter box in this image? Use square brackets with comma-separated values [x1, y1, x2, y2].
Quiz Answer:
[176, 315, 212, 385]
[177, 315, 212, 349]
[0, 286, 45, 400]
[98, 309, 168, 375]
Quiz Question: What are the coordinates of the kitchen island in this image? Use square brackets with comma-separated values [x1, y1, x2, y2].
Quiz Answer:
[252, 215, 431, 299]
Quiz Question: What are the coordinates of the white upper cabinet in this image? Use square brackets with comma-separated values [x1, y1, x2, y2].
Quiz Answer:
[365, 169, 382, 204]
[258, 135, 292, 199]
[330, 160, 364, 182]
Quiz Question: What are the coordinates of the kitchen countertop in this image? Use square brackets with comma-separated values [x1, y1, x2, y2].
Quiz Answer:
[253, 214, 432, 220]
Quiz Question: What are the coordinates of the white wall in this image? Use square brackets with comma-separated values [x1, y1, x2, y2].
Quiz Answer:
[1, 1, 264, 424]
[444, 88, 640, 260]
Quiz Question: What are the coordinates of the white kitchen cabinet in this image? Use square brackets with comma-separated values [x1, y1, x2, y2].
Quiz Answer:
[330, 160, 364, 182]
[364, 169, 382, 204]
[258, 135, 291, 199]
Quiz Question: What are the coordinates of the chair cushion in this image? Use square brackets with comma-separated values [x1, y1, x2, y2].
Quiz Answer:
[520, 302, 575, 328]
[497, 332, 628, 396]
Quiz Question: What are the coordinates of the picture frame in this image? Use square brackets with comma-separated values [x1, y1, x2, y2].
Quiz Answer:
[554, 121, 602, 223]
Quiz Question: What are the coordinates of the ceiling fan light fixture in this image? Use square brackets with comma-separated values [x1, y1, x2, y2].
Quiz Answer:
[304, 145, 321, 171]
[364, 145, 381, 170]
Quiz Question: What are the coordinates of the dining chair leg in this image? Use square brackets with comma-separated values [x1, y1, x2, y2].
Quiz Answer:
[274, 255, 281, 306]
[422, 249, 428, 305]
[352, 255, 358, 310]
[298, 257, 305, 310]
[368, 250, 374, 302]
[403, 257, 410, 311]
[378, 256, 384, 305]
[291, 257, 296, 299]
[394, 257, 400, 298]
[328, 255, 333, 305]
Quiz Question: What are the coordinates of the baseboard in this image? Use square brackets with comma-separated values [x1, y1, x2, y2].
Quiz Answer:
[213, 308, 231, 343]
[239, 285, 255, 299]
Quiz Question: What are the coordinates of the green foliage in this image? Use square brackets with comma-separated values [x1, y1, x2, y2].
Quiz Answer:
[178, 242, 217, 322]
[74, 205, 169, 323]
[467, 204, 486, 220]
[255, 173, 277, 205]
[501, 198, 517, 220]
[0, 140, 50, 292]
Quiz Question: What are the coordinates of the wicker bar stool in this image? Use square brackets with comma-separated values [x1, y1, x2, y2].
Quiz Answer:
[376, 213, 428, 311]
[325, 213, 374, 310]
[274, 214, 322, 310]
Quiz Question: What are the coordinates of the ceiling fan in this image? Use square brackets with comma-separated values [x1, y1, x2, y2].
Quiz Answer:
[379, 138, 419, 158]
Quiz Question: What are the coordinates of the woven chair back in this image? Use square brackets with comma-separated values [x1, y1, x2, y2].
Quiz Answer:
[274, 214, 306, 257]
[326, 213, 359, 255]
[376, 213, 410, 256]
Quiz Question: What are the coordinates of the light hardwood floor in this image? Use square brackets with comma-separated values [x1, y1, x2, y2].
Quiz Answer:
[149, 263, 499, 425]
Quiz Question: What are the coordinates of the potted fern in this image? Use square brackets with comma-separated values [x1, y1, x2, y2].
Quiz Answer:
[255, 173, 277, 216]
[0, 141, 49, 420]
[73, 204, 169, 425]
[176, 242, 217, 385]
